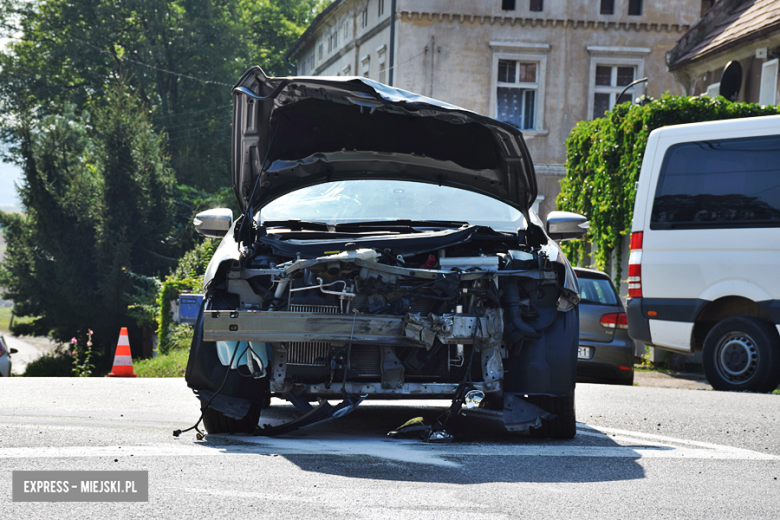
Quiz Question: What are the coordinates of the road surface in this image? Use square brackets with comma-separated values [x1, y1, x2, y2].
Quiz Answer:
[0, 378, 777, 519]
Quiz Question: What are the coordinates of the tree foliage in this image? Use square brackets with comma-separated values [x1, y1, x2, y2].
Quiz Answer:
[0, 0, 331, 354]
[0, 87, 176, 362]
[557, 95, 780, 290]
[0, 0, 330, 190]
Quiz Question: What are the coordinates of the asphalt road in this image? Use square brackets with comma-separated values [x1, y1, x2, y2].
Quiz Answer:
[0, 378, 778, 519]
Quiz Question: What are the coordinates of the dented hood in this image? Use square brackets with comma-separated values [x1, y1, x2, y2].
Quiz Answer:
[232, 67, 537, 214]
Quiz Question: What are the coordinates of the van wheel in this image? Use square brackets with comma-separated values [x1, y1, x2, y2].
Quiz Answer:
[527, 392, 576, 439]
[702, 317, 780, 393]
[201, 404, 261, 434]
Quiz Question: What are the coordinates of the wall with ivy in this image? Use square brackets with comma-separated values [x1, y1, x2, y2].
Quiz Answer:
[556, 95, 780, 290]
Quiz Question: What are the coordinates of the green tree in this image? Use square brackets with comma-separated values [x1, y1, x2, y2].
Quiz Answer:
[239, 0, 331, 77]
[0, 87, 177, 363]
[0, 0, 331, 190]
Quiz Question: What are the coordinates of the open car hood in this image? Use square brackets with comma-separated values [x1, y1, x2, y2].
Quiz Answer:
[232, 67, 537, 215]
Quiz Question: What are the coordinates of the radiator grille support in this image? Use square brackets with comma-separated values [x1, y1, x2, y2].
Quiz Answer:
[286, 305, 339, 366]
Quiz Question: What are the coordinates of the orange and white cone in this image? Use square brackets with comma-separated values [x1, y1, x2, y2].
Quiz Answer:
[107, 327, 137, 378]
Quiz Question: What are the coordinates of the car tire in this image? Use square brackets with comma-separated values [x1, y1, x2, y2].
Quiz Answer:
[618, 372, 635, 386]
[527, 392, 576, 439]
[201, 404, 261, 435]
[702, 317, 780, 393]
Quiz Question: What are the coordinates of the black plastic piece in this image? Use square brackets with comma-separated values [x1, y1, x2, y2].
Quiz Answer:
[503, 306, 579, 396]
[626, 297, 652, 344]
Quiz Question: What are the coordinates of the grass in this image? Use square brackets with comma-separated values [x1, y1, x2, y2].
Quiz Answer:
[134, 347, 189, 377]
[633, 364, 704, 375]
[0, 308, 37, 333]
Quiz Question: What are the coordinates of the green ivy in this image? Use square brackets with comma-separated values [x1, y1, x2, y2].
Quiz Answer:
[557, 95, 780, 290]
[156, 239, 216, 354]
[156, 278, 200, 355]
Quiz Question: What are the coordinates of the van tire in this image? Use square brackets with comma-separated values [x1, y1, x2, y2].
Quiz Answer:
[527, 392, 577, 439]
[702, 317, 780, 393]
[201, 404, 261, 434]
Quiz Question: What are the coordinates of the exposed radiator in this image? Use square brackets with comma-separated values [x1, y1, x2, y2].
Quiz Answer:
[289, 304, 340, 314]
[287, 342, 330, 366]
[349, 345, 381, 376]
[286, 305, 339, 366]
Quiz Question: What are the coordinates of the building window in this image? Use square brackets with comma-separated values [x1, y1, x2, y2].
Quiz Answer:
[759, 59, 779, 106]
[377, 44, 387, 84]
[361, 54, 371, 78]
[342, 65, 351, 76]
[378, 0, 385, 16]
[361, 9, 368, 28]
[628, 0, 642, 15]
[300, 61, 306, 75]
[530, 0, 543, 11]
[343, 21, 348, 41]
[319, 44, 323, 60]
[490, 43, 549, 133]
[502, 0, 516, 10]
[334, 30, 338, 49]
[592, 65, 636, 118]
[496, 60, 539, 130]
[328, 34, 332, 53]
[600, 0, 614, 15]
[309, 55, 315, 71]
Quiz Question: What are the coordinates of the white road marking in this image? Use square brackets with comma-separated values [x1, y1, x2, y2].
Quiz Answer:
[0, 425, 777, 465]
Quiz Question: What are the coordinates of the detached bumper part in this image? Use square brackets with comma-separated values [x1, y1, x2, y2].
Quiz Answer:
[253, 393, 366, 437]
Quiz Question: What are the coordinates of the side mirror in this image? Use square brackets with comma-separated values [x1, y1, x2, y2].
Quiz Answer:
[10, 348, 18, 354]
[546, 211, 589, 241]
[194, 208, 233, 238]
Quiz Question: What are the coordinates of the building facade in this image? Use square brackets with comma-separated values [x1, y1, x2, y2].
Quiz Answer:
[286, 0, 702, 220]
[668, 0, 780, 105]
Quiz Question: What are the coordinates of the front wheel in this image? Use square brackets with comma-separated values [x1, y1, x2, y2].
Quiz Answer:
[201, 404, 261, 434]
[702, 317, 780, 393]
[527, 392, 576, 439]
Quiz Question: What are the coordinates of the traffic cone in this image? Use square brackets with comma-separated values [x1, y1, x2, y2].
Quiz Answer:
[107, 327, 137, 378]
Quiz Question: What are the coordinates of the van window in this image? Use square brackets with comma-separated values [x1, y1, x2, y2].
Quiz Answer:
[651, 135, 780, 229]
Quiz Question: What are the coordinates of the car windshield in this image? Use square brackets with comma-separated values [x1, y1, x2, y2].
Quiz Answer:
[577, 277, 619, 306]
[259, 180, 525, 231]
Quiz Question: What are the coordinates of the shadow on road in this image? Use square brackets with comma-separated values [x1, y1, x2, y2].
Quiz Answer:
[205, 403, 647, 484]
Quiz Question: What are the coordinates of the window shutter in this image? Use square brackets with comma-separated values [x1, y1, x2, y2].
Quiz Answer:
[759, 59, 779, 106]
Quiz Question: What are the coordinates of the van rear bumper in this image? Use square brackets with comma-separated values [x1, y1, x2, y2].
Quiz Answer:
[626, 298, 652, 344]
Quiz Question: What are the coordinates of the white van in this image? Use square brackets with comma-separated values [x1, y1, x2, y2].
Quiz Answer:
[627, 115, 780, 393]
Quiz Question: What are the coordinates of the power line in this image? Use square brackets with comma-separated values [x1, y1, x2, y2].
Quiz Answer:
[1, 33, 233, 87]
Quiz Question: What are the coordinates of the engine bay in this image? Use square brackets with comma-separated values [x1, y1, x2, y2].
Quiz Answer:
[201, 221, 572, 399]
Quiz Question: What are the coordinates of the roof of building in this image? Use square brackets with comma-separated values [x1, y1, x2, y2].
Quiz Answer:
[669, 0, 780, 69]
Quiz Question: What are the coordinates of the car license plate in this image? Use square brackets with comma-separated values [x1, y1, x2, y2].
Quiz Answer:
[577, 346, 593, 359]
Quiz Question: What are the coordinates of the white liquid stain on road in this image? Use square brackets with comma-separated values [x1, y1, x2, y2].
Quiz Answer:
[0, 425, 777, 465]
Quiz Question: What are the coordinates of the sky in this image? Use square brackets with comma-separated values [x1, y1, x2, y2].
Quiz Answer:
[0, 35, 24, 213]
[0, 160, 22, 213]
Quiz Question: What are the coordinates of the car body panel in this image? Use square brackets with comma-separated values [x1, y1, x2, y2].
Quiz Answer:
[231, 67, 537, 215]
[0, 336, 11, 377]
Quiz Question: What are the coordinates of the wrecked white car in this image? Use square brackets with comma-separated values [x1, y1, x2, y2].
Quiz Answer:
[183, 67, 587, 440]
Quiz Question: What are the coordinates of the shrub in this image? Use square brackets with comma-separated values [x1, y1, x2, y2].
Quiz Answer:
[23, 351, 72, 377]
[557, 95, 780, 289]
